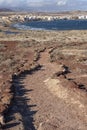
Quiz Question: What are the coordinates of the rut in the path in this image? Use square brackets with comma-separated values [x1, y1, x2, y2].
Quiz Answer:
[3, 70, 39, 130]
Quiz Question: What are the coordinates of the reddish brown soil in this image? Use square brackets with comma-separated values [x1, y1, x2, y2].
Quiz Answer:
[3, 49, 87, 130]
[0, 41, 35, 125]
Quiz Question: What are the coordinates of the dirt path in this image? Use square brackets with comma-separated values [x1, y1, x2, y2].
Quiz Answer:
[3, 50, 87, 130]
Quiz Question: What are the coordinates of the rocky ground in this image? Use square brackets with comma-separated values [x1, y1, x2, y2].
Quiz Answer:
[0, 23, 87, 130]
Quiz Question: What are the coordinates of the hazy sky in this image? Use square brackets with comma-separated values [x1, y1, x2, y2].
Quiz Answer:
[0, 0, 87, 11]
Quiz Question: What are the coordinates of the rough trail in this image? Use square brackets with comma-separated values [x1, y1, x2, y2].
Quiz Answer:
[3, 50, 87, 130]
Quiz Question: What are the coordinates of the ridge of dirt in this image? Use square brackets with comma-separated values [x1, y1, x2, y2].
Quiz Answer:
[0, 41, 39, 129]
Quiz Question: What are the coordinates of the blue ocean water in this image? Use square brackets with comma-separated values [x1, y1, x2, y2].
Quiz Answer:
[13, 19, 87, 31]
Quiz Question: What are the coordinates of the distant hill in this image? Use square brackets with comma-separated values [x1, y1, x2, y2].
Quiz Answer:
[0, 8, 13, 12]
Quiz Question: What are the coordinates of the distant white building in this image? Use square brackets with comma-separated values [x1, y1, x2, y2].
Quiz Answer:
[78, 15, 87, 19]
[47, 17, 53, 21]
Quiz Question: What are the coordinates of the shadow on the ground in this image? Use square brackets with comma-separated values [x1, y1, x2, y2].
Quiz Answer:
[3, 65, 42, 130]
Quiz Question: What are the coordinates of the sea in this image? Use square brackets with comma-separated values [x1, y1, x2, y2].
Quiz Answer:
[12, 19, 87, 31]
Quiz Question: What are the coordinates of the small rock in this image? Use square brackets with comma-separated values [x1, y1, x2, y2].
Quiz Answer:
[38, 122, 58, 130]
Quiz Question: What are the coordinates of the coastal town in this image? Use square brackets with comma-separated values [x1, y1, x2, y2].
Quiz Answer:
[1, 12, 87, 25]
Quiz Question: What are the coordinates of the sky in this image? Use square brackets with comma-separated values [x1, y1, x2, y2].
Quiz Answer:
[0, 0, 87, 11]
